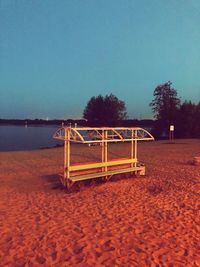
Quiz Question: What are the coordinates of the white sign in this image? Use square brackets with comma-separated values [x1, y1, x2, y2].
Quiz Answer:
[170, 125, 174, 131]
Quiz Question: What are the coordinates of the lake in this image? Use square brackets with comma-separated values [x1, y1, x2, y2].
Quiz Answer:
[0, 125, 63, 151]
[0, 125, 153, 151]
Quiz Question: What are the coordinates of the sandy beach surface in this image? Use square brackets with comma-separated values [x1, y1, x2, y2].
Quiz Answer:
[0, 139, 200, 266]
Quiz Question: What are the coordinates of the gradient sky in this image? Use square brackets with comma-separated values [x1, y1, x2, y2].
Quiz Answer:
[0, 0, 200, 120]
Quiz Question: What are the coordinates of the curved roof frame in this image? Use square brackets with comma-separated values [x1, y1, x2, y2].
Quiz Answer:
[53, 127, 154, 143]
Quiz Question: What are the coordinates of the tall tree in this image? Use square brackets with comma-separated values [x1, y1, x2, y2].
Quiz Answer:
[178, 101, 200, 138]
[150, 81, 181, 137]
[83, 94, 127, 126]
[193, 101, 200, 137]
[178, 101, 196, 138]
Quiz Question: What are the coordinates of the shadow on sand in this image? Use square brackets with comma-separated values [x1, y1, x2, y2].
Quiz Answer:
[43, 172, 142, 193]
[44, 174, 66, 191]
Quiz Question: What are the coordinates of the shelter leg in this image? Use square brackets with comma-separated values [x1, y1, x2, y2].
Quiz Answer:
[66, 178, 74, 190]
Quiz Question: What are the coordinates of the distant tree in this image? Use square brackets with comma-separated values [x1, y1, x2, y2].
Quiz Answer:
[193, 101, 200, 137]
[177, 101, 200, 138]
[83, 94, 127, 126]
[178, 101, 196, 138]
[150, 81, 181, 137]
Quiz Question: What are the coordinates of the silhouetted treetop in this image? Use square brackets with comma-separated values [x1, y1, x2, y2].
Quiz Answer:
[150, 81, 181, 137]
[83, 94, 127, 126]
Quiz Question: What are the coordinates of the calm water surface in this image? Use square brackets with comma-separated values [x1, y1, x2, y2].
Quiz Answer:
[0, 125, 62, 151]
[0, 125, 153, 152]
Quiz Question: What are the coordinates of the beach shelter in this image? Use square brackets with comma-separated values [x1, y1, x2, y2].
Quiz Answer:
[53, 127, 154, 189]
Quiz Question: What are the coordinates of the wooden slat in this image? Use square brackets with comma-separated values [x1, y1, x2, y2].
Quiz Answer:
[68, 158, 137, 171]
[69, 166, 145, 182]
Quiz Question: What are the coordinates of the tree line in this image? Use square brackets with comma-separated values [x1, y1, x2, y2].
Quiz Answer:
[83, 82, 200, 138]
[150, 81, 200, 138]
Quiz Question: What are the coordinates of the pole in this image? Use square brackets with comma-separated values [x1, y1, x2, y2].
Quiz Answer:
[102, 130, 105, 172]
[134, 130, 137, 168]
[64, 127, 67, 186]
[169, 125, 174, 142]
[105, 130, 108, 173]
[66, 127, 70, 187]
[131, 129, 134, 167]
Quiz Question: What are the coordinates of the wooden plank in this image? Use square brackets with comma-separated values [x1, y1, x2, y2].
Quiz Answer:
[69, 166, 145, 182]
[68, 158, 137, 171]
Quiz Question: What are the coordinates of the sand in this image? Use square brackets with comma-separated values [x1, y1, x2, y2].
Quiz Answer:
[0, 139, 200, 266]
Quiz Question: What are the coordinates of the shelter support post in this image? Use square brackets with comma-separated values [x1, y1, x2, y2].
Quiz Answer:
[101, 130, 105, 172]
[104, 130, 108, 180]
[101, 130, 108, 180]
[64, 127, 71, 188]
[63, 128, 67, 186]
[131, 129, 134, 169]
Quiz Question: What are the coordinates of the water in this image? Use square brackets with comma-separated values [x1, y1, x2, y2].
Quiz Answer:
[0, 125, 63, 151]
[0, 125, 154, 152]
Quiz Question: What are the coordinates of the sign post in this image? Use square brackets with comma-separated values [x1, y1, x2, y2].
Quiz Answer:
[169, 125, 174, 141]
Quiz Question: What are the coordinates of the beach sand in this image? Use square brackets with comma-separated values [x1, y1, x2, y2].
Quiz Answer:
[0, 139, 200, 266]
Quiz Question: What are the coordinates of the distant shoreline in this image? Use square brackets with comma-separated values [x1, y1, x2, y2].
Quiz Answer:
[0, 118, 86, 126]
[0, 118, 154, 127]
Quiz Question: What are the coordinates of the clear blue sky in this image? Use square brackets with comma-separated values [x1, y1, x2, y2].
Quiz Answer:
[0, 0, 200, 120]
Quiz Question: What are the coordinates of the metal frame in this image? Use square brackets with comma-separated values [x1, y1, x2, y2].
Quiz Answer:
[53, 127, 154, 189]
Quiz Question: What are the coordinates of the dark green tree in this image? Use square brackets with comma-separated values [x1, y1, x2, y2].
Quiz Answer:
[83, 94, 127, 126]
[150, 81, 181, 137]
[193, 101, 200, 137]
[178, 101, 196, 138]
[178, 101, 200, 138]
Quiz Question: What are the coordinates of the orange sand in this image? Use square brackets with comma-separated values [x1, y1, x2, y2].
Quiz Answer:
[0, 139, 200, 266]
